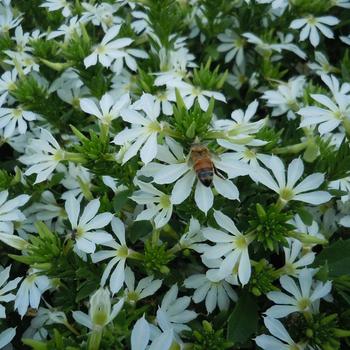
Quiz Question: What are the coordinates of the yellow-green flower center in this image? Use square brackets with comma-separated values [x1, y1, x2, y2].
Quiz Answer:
[279, 187, 294, 202]
[159, 194, 171, 208]
[116, 245, 129, 258]
[297, 297, 311, 311]
[235, 235, 248, 249]
[147, 121, 161, 133]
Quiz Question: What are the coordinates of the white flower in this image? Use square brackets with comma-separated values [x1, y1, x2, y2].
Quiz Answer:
[0, 1, 22, 34]
[282, 238, 315, 276]
[40, 0, 72, 17]
[124, 267, 162, 304]
[330, 176, 350, 202]
[261, 76, 305, 119]
[91, 217, 130, 294]
[141, 138, 248, 214]
[169, 81, 226, 112]
[111, 48, 149, 74]
[156, 284, 197, 335]
[202, 210, 254, 286]
[81, 2, 122, 32]
[250, 156, 332, 205]
[0, 265, 22, 318]
[0, 105, 36, 137]
[184, 272, 237, 314]
[65, 195, 113, 254]
[217, 30, 245, 65]
[0, 190, 29, 234]
[73, 288, 124, 331]
[131, 316, 174, 350]
[0, 69, 17, 100]
[15, 270, 51, 317]
[298, 81, 350, 134]
[60, 163, 92, 200]
[84, 25, 133, 68]
[213, 100, 265, 143]
[113, 93, 163, 164]
[23, 306, 68, 340]
[308, 51, 338, 76]
[341, 34, 350, 46]
[80, 92, 130, 125]
[289, 214, 325, 250]
[19, 129, 65, 184]
[265, 268, 332, 318]
[0, 328, 16, 349]
[290, 16, 340, 47]
[131, 181, 174, 228]
[179, 217, 207, 253]
[47, 16, 82, 42]
[255, 317, 306, 350]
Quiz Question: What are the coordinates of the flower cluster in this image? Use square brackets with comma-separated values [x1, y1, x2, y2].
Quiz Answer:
[0, 0, 350, 349]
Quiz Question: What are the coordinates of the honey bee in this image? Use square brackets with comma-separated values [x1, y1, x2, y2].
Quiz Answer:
[190, 144, 223, 187]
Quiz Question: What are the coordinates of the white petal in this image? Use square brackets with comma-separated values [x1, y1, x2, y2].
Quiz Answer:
[131, 317, 150, 350]
[194, 182, 213, 214]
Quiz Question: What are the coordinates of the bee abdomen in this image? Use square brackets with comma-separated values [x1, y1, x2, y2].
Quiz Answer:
[197, 168, 214, 187]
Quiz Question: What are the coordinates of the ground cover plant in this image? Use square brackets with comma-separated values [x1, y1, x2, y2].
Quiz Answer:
[1, 0, 350, 349]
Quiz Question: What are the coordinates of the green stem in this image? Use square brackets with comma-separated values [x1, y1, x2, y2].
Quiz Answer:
[275, 198, 286, 212]
[64, 151, 86, 164]
[88, 329, 103, 350]
[272, 142, 308, 155]
[168, 243, 182, 255]
[64, 321, 81, 336]
[128, 251, 144, 261]
[288, 231, 328, 245]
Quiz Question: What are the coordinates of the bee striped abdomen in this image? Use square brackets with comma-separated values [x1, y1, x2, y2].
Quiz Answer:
[194, 159, 214, 187]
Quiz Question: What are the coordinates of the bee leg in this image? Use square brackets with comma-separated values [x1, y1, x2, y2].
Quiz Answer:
[214, 166, 226, 179]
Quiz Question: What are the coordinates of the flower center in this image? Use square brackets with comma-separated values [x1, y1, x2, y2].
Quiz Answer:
[234, 37, 245, 48]
[191, 86, 202, 97]
[333, 110, 344, 120]
[159, 194, 171, 208]
[53, 149, 65, 161]
[127, 290, 139, 303]
[235, 235, 248, 249]
[243, 148, 256, 160]
[116, 245, 129, 258]
[297, 297, 311, 311]
[307, 16, 317, 26]
[147, 121, 161, 133]
[279, 187, 294, 201]
[13, 108, 23, 119]
[96, 45, 106, 54]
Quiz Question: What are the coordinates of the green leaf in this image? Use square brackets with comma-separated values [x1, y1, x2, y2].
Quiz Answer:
[313, 240, 350, 277]
[112, 190, 132, 213]
[128, 221, 153, 243]
[297, 208, 313, 226]
[227, 291, 258, 344]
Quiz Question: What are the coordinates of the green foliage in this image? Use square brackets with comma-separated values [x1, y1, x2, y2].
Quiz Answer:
[290, 0, 333, 13]
[9, 222, 62, 270]
[0, 169, 13, 191]
[190, 321, 233, 350]
[61, 25, 91, 65]
[248, 260, 278, 296]
[313, 139, 350, 181]
[172, 90, 214, 143]
[144, 239, 173, 275]
[249, 204, 293, 251]
[30, 38, 60, 61]
[192, 59, 227, 91]
[145, 0, 185, 49]
[227, 291, 258, 345]
[313, 239, 350, 277]
[23, 328, 81, 350]
[11, 74, 69, 131]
